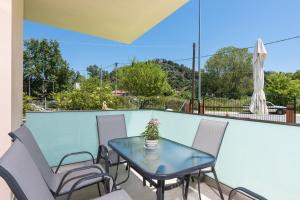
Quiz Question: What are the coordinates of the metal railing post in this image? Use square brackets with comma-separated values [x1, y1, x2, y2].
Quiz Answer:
[294, 96, 297, 124]
[202, 94, 205, 114]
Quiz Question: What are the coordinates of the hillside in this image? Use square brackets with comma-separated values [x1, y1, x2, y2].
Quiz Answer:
[152, 59, 197, 91]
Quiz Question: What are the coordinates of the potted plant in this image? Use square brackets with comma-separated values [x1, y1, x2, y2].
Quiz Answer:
[142, 118, 160, 149]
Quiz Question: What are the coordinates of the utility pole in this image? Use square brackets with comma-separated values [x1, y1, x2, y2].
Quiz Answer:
[191, 43, 196, 113]
[43, 79, 55, 110]
[197, 0, 202, 114]
[115, 62, 118, 91]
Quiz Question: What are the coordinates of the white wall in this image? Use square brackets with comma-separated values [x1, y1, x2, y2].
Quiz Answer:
[0, 0, 23, 199]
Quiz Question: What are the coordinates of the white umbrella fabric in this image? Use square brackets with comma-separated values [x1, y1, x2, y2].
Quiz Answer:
[249, 38, 269, 114]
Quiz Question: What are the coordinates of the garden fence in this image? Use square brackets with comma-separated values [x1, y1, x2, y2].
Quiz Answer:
[191, 94, 298, 125]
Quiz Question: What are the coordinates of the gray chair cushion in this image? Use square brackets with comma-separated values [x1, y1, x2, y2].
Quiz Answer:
[12, 125, 54, 186]
[0, 141, 129, 200]
[190, 167, 212, 175]
[108, 150, 126, 165]
[192, 119, 228, 158]
[96, 115, 127, 167]
[96, 114, 127, 149]
[55, 164, 106, 195]
[0, 140, 55, 200]
[94, 189, 132, 200]
[11, 125, 107, 195]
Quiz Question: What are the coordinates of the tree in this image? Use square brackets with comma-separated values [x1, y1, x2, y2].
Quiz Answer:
[23, 39, 77, 97]
[202, 47, 253, 98]
[118, 61, 172, 97]
[266, 72, 300, 98]
[153, 59, 196, 91]
[86, 64, 110, 82]
[73, 71, 83, 83]
[87, 65, 101, 78]
[54, 77, 116, 110]
[293, 70, 300, 80]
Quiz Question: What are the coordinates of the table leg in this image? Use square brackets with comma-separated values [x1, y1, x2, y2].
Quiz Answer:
[156, 180, 165, 200]
[183, 175, 191, 200]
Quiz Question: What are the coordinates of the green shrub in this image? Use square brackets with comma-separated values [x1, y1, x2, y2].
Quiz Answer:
[23, 95, 34, 113]
[54, 82, 116, 110]
[137, 96, 186, 111]
[110, 96, 138, 110]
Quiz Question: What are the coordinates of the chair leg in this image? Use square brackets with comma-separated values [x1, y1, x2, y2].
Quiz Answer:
[114, 163, 119, 182]
[116, 164, 131, 186]
[105, 178, 110, 193]
[97, 182, 102, 196]
[143, 177, 146, 186]
[212, 167, 224, 200]
[114, 155, 120, 182]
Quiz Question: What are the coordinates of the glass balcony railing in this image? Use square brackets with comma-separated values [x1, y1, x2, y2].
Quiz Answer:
[26, 110, 300, 200]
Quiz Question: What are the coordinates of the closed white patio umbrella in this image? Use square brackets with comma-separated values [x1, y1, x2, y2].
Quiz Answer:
[249, 38, 268, 114]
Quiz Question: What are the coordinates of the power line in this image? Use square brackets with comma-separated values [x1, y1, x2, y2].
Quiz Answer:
[105, 34, 300, 65]
[171, 57, 194, 62]
[264, 35, 300, 46]
[201, 35, 300, 58]
[73, 34, 300, 74]
[56, 35, 300, 49]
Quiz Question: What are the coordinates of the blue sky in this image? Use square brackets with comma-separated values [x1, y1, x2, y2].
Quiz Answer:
[24, 0, 300, 75]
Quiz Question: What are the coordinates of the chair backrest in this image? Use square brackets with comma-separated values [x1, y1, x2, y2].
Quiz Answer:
[192, 119, 229, 159]
[0, 140, 55, 200]
[9, 125, 54, 188]
[96, 114, 127, 148]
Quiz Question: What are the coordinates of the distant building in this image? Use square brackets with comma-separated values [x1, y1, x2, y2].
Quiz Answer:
[74, 82, 80, 90]
[112, 90, 128, 97]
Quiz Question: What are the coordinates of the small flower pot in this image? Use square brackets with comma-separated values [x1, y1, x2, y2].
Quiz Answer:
[145, 139, 159, 149]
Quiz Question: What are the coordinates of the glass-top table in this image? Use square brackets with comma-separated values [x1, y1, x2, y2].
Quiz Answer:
[108, 136, 215, 200]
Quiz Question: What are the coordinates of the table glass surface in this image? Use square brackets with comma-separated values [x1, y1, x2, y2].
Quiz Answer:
[108, 136, 215, 179]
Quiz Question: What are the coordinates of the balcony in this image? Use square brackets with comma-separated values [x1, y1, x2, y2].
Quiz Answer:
[25, 110, 300, 200]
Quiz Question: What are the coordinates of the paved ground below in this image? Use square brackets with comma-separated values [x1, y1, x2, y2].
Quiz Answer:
[57, 162, 226, 200]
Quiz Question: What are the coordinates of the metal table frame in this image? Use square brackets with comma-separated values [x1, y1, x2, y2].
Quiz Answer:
[109, 136, 215, 200]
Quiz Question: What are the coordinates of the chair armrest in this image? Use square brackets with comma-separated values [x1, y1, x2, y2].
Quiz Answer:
[97, 145, 110, 172]
[97, 145, 109, 160]
[229, 187, 267, 200]
[8, 132, 17, 142]
[66, 173, 115, 200]
[56, 165, 104, 195]
[55, 151, 95, 173]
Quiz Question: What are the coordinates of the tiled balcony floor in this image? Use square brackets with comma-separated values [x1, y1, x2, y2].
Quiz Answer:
[56, 161, 227, 200]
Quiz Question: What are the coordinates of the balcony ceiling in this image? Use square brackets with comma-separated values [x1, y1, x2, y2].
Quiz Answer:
[24, 0, 188, 44]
